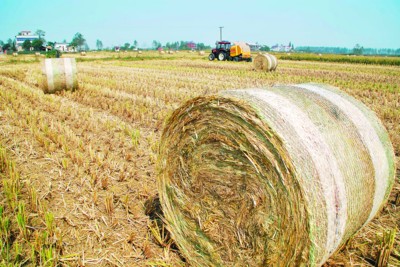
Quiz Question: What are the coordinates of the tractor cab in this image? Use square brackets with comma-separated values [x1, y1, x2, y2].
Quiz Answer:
[216, 41, 231, 50]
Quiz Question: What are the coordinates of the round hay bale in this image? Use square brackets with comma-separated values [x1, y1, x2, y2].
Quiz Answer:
[12, 52, 18, 57]
[35, 52, 40, 56]
[199, 51, 205, 56]
[157, 83, 395, 267]
[168, 50, 174, 54]
[253, 53, 278, 71]
[159, 50, 165, 54]
[80, 51, 86, 56]
[41, 58, 78, 94]
[138, 50, 142, 54]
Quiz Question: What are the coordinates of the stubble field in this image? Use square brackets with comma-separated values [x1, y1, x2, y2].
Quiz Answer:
[0, 51, 399, 266]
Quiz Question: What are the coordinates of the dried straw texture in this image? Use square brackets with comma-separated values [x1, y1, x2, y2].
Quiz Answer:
[41, 58, 78, 94]
[157, 83, 395, 267]
[254, 53, 278, 71]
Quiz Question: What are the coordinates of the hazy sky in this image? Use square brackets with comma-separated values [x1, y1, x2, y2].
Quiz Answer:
[1, 0, 399, 49]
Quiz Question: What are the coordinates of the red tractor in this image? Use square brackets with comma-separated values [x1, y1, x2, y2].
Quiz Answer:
[208, 41, 252, 62]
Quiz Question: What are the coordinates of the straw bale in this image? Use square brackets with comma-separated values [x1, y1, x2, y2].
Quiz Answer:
[159, 50, 165, 54]
[253, 53, 278, 71]
[199, 51, 205, 56]
[13, 52, 18, 57]
[80, 51, 86, 56]
[138, 50, 142, 54]
[41, 58, 78, 94]
[157, 83, 395, 266]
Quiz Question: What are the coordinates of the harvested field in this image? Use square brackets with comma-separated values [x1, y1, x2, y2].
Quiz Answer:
[0, 51, 399, 266]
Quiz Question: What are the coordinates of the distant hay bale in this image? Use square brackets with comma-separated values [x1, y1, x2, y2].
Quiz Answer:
[175, 50, 179, 53]
[12, 52, 18, 57]
[157, 83, 395, 267]
[80, 51, 86, 56]
[35, 52, 40, 56]
[159, 50, 165, 54]
[41, 58, 78, 94]
[198, 51, 205, 56]
[253, 53, 278, 71]
[138, 50, 142, 54]
[168, 50, 174, 54]
[319, 53, 322, 56]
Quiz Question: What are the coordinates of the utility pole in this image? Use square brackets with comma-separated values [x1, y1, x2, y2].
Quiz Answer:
[219, 26, 224, 41]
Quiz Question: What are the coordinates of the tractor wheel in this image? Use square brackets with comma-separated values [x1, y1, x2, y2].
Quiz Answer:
[208, 53, 215, 61]
[217, 52, 226, 61]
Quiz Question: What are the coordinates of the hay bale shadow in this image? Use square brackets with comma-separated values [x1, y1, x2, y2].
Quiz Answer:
[144, 195, 185, 263]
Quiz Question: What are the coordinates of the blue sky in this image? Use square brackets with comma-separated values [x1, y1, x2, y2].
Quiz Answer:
[1, 0, 399, 49]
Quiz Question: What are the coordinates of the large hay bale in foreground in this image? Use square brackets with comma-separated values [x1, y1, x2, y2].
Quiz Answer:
[41, 58, 78, 94]
[254, 53, 278, 71]
[157, 83, 395, 266]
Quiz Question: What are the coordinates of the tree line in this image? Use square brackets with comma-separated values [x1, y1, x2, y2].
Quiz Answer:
[1, 29, 399, 55]
[295, 44, 400, 56]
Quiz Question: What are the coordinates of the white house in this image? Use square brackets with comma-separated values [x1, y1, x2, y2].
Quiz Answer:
[15, 31, 39, 51]
[54, 42, 75, 52]
[271, 43, 293, 52]
[247, 43, 262, 51]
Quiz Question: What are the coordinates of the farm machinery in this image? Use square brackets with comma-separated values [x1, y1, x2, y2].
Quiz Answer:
[208, 41, 252, 62]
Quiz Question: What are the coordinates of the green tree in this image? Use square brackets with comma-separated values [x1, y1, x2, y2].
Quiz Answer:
[260, 45, 270, 52]
[96, 39, 103, 50]
[152, 40, 161, 50]
[2, 43, 10, 52]
[22, 40, 32, 51]
[35, 29, 46, 41]
[11, 40, 17, 51]
[70, 32, 86, 51]
[47, 41, 55, 48]
[123, 42, 130, 50]
[133, 40, 138, 48]
[353, 44, 364, 55]
[32, 39, 44, 51]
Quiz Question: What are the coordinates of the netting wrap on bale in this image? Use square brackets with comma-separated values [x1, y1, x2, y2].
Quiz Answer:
[157, 83, 395, 267]
[41, 58, 78, 94]
[254, 53, 278, 71]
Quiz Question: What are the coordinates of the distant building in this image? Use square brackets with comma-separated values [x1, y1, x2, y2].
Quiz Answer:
[15, 30, 39, 51]
[247, 43, 262, 51]
[54, 42, 75, 52]
[187, 41, 197, 50]
[271, 42, 293, 52]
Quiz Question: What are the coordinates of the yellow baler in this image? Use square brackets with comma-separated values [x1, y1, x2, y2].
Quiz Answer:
[230, 42, 252, 61]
